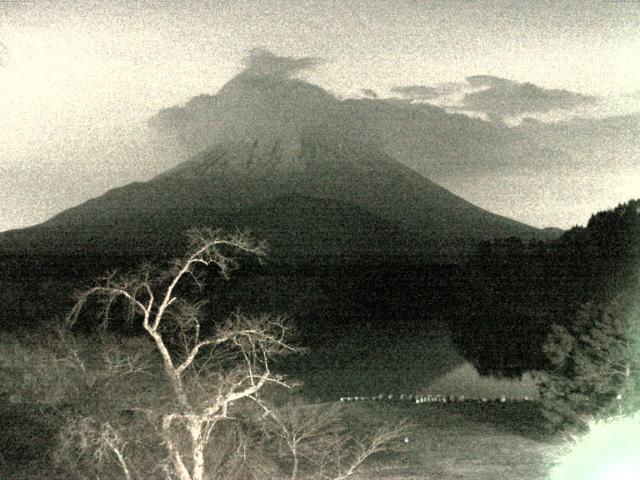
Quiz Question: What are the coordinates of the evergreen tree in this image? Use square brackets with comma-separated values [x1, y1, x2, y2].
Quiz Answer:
[536, 290, 640, 431]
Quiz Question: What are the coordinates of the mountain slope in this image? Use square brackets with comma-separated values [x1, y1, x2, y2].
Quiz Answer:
[0, 192, 414, 258]
[147, 63, 640, 231]
[0, 130, 539, 258]
[49, 133, 536, 240]
[0, 68, 543, 259]
[147, 68, 571, 186]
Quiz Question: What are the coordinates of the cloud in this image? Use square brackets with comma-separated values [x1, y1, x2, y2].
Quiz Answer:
[391, 85, 441, 100]
[241, 48, 323, 78]
[145, 54, 638, 232]
[465, 75, 515, 88]
[148, 49, 337, 158]
[461, 75, 597, 121]
[390, 82, 468, 101]
[390, 75, 599, 123]
[360, 88, 379, 98]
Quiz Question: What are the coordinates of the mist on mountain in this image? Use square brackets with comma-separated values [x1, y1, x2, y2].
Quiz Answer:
[148, 51, 639, 229]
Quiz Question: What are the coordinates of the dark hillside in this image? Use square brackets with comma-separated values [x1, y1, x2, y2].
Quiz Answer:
[0, 136, 538, 258]
[449, 199, 640, 376]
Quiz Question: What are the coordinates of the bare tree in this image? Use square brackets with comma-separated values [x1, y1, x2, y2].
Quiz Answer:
[258, 400, 411, 480]
[259, 401, 342, 480]
[66, 228, 296, 480]
[56, 417, 135, 480]
[61, 228, 409, 480]
[314, 420, 410, 480]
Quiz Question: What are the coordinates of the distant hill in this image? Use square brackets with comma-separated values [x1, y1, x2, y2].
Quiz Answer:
[449, 198, 640, 376]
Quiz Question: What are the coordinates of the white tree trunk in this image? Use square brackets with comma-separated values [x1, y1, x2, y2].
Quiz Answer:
[190, 421, 206, 480]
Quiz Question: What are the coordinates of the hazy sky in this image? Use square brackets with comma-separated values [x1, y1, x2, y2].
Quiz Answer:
[1, 0, 639, 232]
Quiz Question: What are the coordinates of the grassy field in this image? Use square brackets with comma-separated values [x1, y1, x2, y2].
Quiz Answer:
[346, 401, 560, 480]
[0, 401, 62, 479]
[0, 398, 562, 480]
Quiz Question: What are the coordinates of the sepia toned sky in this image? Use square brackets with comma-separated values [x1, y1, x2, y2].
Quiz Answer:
[1, 0, 639, 232]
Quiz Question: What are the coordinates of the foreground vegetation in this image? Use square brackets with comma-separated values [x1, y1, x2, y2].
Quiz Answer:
[451, 199, 640, 377]
[1, 199, 639, 478]
[1, 229, 408, 479]
[0, 393, 561, 480]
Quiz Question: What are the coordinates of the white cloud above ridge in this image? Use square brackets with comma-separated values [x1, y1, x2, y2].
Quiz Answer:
[241, 48, 324, 79]
[359, 88, 379, 98]
[388, 74, 640, 125]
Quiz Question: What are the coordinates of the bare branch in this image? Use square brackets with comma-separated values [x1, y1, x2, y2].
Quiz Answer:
[176, 338, 219, 375]
[66, 280, 151, 330]
[61, 229, 303, 480]
[153, 228, 266, 332]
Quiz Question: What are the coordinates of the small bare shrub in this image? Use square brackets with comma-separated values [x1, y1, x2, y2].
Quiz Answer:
[259, 400, 411, 480]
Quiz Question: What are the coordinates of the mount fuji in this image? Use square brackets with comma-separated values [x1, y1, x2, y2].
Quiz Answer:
[0, 70, 541, 260]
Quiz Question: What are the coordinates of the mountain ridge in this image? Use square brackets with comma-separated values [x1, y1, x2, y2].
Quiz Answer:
[0, 133, 540, 260]
[0, 69, 547, 260]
